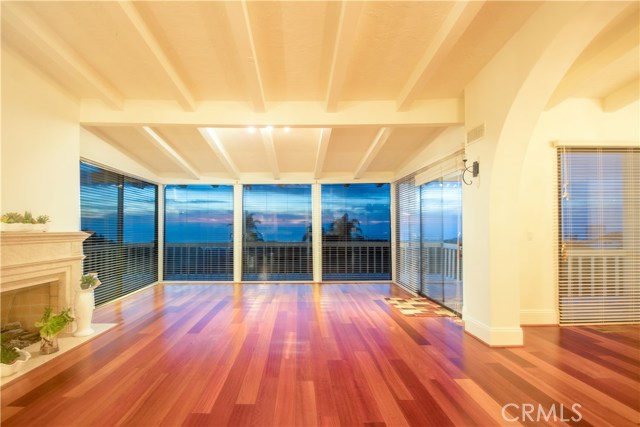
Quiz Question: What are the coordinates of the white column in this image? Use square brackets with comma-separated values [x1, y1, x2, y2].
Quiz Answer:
[157, 184, 165, 282]
[233, 184, 243, 283]
[312, 183, 323, 283]
[390, 182, 397, 284]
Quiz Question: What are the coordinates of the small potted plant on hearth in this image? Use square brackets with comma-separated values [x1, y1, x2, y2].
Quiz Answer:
[35, 307, 74, 355]
[73, 273, 101, 337]
[0, 343, 31, 377]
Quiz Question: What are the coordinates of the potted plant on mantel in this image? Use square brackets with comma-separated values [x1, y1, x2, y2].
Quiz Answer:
[1, 211, 50, 232]
[1, 345, 31, 377]
[74, 273, 101, 337]
[35, 307, 74, 355]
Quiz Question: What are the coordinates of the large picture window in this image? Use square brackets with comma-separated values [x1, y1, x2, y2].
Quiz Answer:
[164, 185, 234, 281]
[80, 162, 158, 306]
[242, 184, 312, 281]
[321, 183, 391, 280]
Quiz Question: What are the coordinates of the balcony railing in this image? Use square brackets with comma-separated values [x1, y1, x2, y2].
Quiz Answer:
[421, 242, 461, 281]
[165, 242, 233, 280]
[164, 241, 391, 281]
[562, 248, 638, 297]
[322, 241, 391, 280]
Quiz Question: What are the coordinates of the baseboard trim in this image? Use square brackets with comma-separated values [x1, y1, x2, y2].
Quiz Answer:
[520, 309, 558, 325]
[463, 315, 524, 347]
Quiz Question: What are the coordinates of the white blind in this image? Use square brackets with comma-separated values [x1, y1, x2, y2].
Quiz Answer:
[242, 184, 313, 281]
[395, 175, 421, 293]
[164, 185, 234, 281]
[80, 162, 158, 306]
[558, 147, 640, 324]
[321, 183, 391, 281]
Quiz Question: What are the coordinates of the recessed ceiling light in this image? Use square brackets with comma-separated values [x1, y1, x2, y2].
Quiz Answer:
[284, 127, 290, 133]
[248, 126, 256, 134]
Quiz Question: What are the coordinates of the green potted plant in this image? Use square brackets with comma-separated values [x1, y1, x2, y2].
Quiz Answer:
[74, 273, 101, 337]
[1, 211, 50, 232]
[1, 337, 31, 377]
[35, 307, 74, 355]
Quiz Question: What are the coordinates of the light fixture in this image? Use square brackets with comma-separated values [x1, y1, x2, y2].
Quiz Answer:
[284, 126, 290, 133]
[462, 158, 480, 185]
[247, 126, 256, 134]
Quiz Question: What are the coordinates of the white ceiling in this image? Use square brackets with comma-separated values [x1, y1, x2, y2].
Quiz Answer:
[2, 1, 638, 182]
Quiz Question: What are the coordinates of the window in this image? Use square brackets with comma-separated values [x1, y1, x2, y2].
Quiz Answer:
[242, 185, 312, 281]
[80, 162, 158, 306]
[164, 185, 234, 281]
[558, 147, 639, 324]
[322, 184, 391, 280]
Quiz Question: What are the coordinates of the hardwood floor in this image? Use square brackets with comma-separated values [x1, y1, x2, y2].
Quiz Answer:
[1, 284, 638, 426]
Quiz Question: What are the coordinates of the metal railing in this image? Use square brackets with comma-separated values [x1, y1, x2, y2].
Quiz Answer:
[562, 248, 637, 296]
[163, 241, 392, 280]
[165, 242, 233, 279]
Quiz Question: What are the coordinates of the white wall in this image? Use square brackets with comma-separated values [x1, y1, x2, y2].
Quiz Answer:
[518, 98, 639, 324]
[80, 128, 162, 184]
[394, 126, 465, 180]
[1, 47, 80, 231]
[461, 2, 627, 345]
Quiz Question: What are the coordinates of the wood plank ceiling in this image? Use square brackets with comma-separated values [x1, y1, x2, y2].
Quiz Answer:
[2, 1, 638, 182]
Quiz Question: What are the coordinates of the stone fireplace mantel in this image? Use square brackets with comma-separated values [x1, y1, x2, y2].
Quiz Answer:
[1, 232, 91, 311]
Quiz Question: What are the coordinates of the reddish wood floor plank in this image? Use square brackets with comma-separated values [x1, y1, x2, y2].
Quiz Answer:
[1, 284, 638, 426]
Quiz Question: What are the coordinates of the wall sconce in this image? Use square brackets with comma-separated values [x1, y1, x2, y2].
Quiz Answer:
[462, 158, 479, 185]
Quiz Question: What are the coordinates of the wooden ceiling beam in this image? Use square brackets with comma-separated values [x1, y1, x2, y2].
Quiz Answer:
[2, 3, 124, 110]
[117, 1, 197, 111]
[325, 1, 364, 112]
[138, 127, 200, 179]
[314, 128, 332, 180]
[396, 1, 484, 111]
[80, 99, 463, 127]
[224, 1, 266, 113]
[197, 128, 241, 180]
[260, 129, 280, 180]
[354, 128, 393, 179]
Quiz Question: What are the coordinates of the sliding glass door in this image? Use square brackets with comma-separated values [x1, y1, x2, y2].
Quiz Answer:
[419, 172, 463, 312]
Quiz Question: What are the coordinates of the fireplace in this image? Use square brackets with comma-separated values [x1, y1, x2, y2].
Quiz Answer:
[0, 232, 90, 331]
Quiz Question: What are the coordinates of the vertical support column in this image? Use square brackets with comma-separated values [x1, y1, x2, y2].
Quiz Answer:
[233, 184, 243, 283]
[390, 182, 397, 284]
[157, 184, 165, 282]
[312, 183, 323, 283]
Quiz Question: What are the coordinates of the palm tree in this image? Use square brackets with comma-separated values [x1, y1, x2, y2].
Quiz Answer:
[302, 224, 313, 242]
[244, 212, 264, 242]
[325, 213, 364, 241]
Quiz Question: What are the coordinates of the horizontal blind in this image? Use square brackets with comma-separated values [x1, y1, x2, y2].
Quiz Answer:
[164, 185, 234, 281]
[321, 184, 391, 281]
[558, 147, 640, 324]
[80, 162, 158, 306]
[242, 184, 312, 281]
[395, 174, 421, 293]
